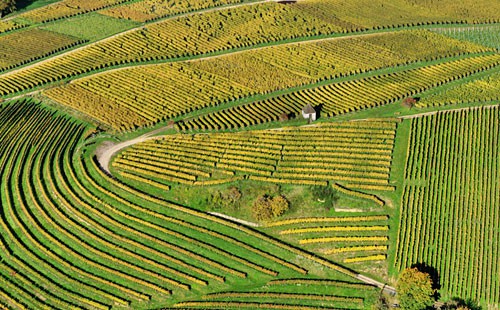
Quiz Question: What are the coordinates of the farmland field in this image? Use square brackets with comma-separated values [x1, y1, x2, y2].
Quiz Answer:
[394, 106, 500, 306]
[0, 0, 499, 309]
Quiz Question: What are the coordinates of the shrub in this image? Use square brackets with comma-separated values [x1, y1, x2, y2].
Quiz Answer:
[252, 194, 289, 221]
[270, 195, 289, 218]
[209, 186, 242, 211]
[402, 97, 417, 108]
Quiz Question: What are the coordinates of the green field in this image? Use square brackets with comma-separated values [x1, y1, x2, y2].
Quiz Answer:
[41, 13, 139, 41]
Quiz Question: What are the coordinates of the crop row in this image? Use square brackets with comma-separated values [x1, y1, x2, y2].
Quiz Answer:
[267, 279, 371, 289]
[344, 255, 386, 263]
[332, 183, 385, 206]
[299, 236, 389, 245]
[200, 292, 363, 303]
[266, 215, 389, 228]
[173, 301, 342, 309]
[324, 245, 388, 255]
[280, 226, 389, 235]
[0, 20, 26, 34]
[118, 171, 171, 191]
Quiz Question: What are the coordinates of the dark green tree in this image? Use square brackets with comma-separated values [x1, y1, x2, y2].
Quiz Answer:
[397, 267, 436, 310]
[0, 0, 16, 16]
[310, 185, 339, 210]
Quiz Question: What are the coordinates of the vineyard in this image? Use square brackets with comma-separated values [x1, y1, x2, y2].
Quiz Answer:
[434, 25, 500, 50]
[0, 20, 25, 34]
[1, 0, 500, 308]
[14, 0, 133, 23]
[176, 54, 500, 131]
[174, 280, 376, 309]
[0, 99, 374, 308]
[1, 0, 499, 97]
[44, 30, 492, 131]
[112, 119, 398, 191]
[417, 69, 500, 107]
[99, 0, 248, 22]
[263, 215, 390, 266]
[0, 28, 86, 72]
[394, 106, 500, 306]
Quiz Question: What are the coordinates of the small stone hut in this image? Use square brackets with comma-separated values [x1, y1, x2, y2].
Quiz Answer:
[301, 104, 317, 121]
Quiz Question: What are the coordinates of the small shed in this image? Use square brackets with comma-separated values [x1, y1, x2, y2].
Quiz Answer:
[301, 104, 317, 122]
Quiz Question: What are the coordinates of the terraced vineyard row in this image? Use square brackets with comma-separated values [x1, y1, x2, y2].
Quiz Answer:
[0, 99, 368, 309]
[113, 120, 398, 191]
[176, 54, 500, 131]
[99, 0, 249, 22]
[0, 28, 86, 72]
[2, 0, 499, 97]
[173, 277, 377, 309]
[45, 62, 253, 130]
[264, 215, 389, 265]
[14, 0, 133, 23]
[0, 20, 26, 34]
[394, 106, 500, 307]
[187, 29, 489, 93]
[44, 31, 491, 131]
[417, 70, 500, 107]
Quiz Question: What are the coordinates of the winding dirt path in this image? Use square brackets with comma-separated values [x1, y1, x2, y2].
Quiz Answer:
[98, 104, 500, 173]
[96, 125, 172, 174]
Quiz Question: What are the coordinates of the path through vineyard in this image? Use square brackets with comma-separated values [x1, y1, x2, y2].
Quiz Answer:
[98, 103, 499, 175]
[96, 124, 174, 173]
[96, 124, 399, 296]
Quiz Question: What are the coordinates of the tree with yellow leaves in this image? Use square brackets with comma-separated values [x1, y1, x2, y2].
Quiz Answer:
[397, 267, 436, 310]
